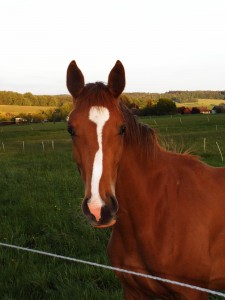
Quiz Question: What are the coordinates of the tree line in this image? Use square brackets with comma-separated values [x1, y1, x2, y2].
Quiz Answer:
[122, 91, 225, 108]
[1, 90, 225, 122]
[0, 91, 71, 106]
[0, 90, 224, 107]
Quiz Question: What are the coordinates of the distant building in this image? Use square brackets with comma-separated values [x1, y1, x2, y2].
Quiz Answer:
[199, 107, 211, 114]
[211, 106, 225, 114]
[15, 117, 27, 124]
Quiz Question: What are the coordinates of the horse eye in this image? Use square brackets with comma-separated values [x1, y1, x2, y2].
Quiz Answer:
[119, 125, 126, 135]
[67, 125, 76, 137]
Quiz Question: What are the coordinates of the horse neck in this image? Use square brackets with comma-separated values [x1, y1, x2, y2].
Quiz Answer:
[116, 139, 164, 204]
[112, 140, 165, 246]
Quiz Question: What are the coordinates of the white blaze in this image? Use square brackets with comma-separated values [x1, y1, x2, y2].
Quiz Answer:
[88, 106, 110, 221]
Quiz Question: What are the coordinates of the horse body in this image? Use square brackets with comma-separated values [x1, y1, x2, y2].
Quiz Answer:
[66, 60, 225, 299]
[109, 146, 225, 299]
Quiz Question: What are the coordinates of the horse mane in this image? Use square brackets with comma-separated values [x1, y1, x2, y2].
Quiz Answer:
[76, 82, 157, 156]
[119, 102, 157, 156]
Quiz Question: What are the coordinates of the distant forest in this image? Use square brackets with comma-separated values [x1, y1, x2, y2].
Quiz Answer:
[0, 90, 224, 107]
[0, 91, 71, 106]
[121, 90, 225, 109]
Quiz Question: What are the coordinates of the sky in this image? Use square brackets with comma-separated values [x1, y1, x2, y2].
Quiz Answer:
[0, 0, 225, 95]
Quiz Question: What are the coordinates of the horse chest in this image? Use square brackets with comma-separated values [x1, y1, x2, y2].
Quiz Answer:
[108, 225, 168, 273]
[108, 231, 179, 299]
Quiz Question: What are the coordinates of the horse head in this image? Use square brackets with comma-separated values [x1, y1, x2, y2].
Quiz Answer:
[67, 60, 126, 228]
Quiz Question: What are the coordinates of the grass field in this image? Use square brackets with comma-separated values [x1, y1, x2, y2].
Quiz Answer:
[0, 105, 56, 115]
[1, 114, 225, 299]
[176, 99, 225, 109]
[1, 99, 224, 116]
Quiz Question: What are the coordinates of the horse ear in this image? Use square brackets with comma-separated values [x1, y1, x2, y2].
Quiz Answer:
[67, 60, 84, 98]
[108, 60, 125, 98]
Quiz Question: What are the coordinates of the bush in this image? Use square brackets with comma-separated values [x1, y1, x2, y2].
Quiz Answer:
[155, 98, 177, 115]
[191, 107, 200, 114]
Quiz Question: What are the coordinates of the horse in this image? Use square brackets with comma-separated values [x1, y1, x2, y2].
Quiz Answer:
[66, 60, 225, 300]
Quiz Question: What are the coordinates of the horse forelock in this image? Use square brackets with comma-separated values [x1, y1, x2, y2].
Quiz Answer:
[75, 82, 114, 108]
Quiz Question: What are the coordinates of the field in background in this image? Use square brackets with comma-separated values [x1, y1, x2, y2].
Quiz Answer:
[1, 98, 225, 116]
[142, 113, 225, 167]
[1, 115, 225, 299]
[176, 99, 225, 109]
[0, 104, 56, 115]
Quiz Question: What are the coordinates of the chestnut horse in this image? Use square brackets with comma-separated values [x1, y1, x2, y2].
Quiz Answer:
[66, 60, 225, 300]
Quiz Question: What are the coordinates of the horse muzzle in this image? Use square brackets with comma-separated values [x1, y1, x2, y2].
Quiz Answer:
[82, 195, 118, 228]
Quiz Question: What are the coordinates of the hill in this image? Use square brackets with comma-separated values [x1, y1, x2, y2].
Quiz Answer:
[123, 90, 225, 107]
[0, 91, 71, 107]
[0, 90, 224, 108]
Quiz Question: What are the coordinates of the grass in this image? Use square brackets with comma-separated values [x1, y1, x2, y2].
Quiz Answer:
[141, 114, 225, 167]
[1, 115, 225, 299]
[0, 123, 121, 300]
[0, 105, 56, 115]
[176, 99, 225, 109]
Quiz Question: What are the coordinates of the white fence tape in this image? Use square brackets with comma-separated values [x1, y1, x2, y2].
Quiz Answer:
[0, 242, 225, 298]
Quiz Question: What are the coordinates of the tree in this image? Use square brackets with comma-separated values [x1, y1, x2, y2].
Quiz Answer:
[155, 98, 176, 115]
[191, 107, 200, 114]
[59, 102, 73, 119]
[177, 106, 186, 114]
[139, 100, 156, 116]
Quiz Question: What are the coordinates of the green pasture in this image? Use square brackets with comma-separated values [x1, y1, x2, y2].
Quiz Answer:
[142, 114, 225, 167]
[1, 114, 225, 300]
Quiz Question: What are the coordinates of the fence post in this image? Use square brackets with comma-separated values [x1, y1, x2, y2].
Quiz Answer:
[216, 142, 223, 162]
[203, 138, 206, 153]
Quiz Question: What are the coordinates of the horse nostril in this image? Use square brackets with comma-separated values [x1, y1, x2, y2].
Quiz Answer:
[82, 195, 118, 226]
[110, 196, 118, 214]
[82, 197, 90, 215]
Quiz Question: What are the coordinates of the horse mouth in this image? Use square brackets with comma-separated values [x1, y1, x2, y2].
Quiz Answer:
[92, 219, 116, 229]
